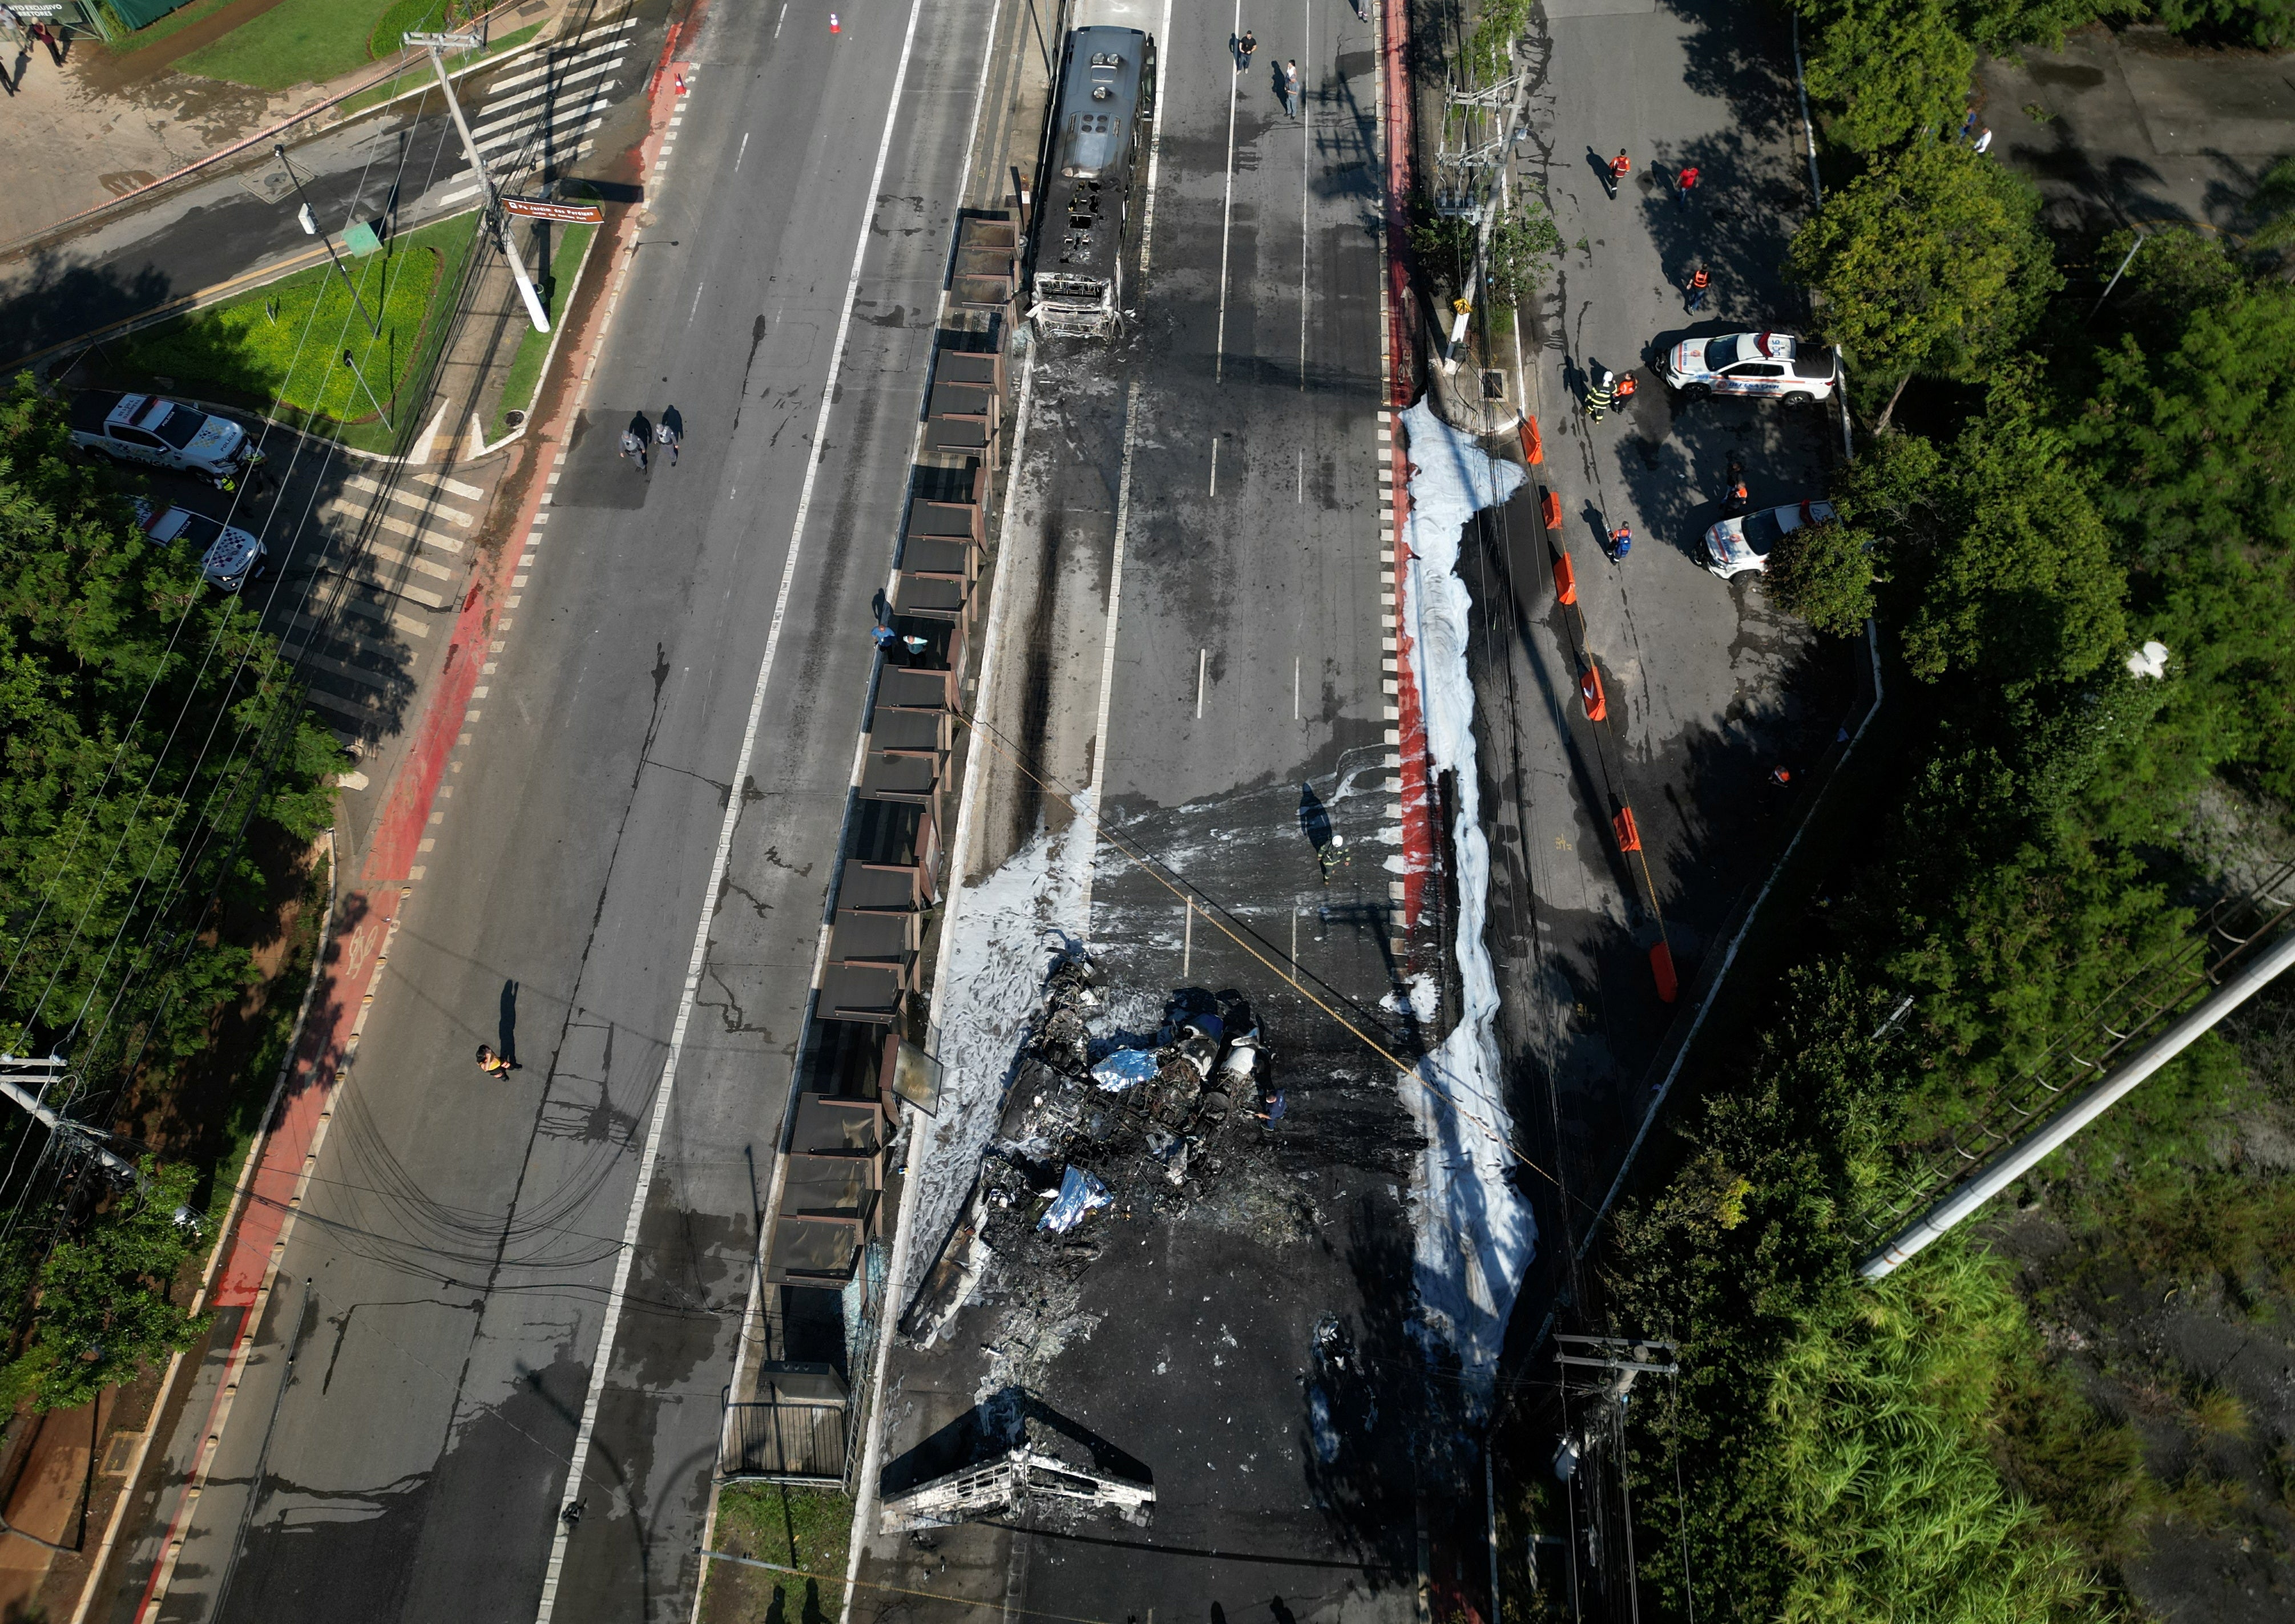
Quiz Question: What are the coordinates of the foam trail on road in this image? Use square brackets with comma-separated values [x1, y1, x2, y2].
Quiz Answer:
[1399, 397, 1535, 1409]
[905, 804, 1095, 1291]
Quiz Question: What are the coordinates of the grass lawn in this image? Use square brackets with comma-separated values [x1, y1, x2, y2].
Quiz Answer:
[700, 1485, 850, 1623]
[490, 221, 596, 438]
[335, 22, 544, 117]
[176, 0, 462, 90]
[103, 0, 240, 59]
[109, 212, 479, 453]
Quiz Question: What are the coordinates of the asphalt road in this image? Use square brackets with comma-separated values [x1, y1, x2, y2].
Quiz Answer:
[1486, 0, 1860, 1379]
[124, 0, 998, 1619]
[0, 3, 660, 371]
[856, 0, 1439, 1615]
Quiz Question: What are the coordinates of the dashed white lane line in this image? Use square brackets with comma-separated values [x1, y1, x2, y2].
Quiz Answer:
[526, 0, 922, 1607]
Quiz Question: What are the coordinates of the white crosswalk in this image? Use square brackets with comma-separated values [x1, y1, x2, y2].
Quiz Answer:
[433, 20, 633, 205]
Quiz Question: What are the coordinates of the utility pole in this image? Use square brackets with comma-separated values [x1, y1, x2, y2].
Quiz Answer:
[406, 28, 551, 333]
[275, 144, 383, 339]
[0, 1054, 144, 1186]
[1860, 926, 2295, 1280]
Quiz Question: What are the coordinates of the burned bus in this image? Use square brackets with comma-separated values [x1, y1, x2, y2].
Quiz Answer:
[1026, 25, 1155, 339]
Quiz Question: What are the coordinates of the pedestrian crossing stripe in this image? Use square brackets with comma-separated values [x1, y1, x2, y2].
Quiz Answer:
[471, 55, 626, 130]
[487, 23, 635, 96]
[345, 474, 474, 526]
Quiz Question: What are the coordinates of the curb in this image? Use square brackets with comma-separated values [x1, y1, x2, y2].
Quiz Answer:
[61, 828, 340, 1624]
[130, 866, 406, 1624]
[0, 0, 547, 264]
[463, 220, 604, 462]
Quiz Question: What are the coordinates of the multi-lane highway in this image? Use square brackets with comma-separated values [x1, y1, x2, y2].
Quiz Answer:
[111, 1, 1001, 1620]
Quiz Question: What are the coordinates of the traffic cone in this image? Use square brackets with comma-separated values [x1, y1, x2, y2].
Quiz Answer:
[1518, 415, 1543, 466]
[1540, 487, 1561, 529]
[1552, 551, 1576, 605]
[1649, 940, 1679, 1003]
[1580, 666, 1607, 721]
[674, 69, 688, 94]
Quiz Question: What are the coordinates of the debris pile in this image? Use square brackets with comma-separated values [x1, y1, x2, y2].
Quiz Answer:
[900, 954, 1280, 1349]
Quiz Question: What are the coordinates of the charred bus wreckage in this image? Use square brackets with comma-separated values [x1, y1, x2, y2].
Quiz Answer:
[900, 957, 1285, 1354]
[1025, 25, 1155, 338]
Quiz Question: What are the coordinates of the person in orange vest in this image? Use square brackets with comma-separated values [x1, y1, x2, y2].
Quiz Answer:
[476, 1045, 515, 1078]
[1614, 371, 1637, 405]
[1608, 523, 1632, 560]
[1686, 261, 1711, 312]
[1607, 149, 1631, 198]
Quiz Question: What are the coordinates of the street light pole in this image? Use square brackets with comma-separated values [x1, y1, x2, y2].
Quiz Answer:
[1, 1055, 146, 1186]
[340, 349, 394, 430]
[275, 144, 382, 339]
[407, 28, 551, 333]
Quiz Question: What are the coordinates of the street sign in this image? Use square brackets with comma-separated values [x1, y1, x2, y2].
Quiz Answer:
[9, 4, 69, 16]
[501, 197, 606, 224]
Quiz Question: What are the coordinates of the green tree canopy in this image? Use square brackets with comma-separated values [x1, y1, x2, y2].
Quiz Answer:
[0, 1160, 207, 1414]
[0, 374, 337, 1077]
[1786, 144, 2059, 423]
[1766, 516, 1879, 636]
[2070, 238, 2295, 799]
[1801, 0, 1975, 153]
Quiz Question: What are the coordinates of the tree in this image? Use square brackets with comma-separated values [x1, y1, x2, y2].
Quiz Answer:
[1483, 200, 1562, 307]
[1910, 393, 2127, 687]
[2070, 259, 2295, 799]
[1766, 518, 1878, 636]
[1786, 144, 2059, 428]
[0, 1160, 207, 1413]
[0, 375, 340, 1076]
[1948, 0, 2140, 51]
[1801, 0, 1975, 153]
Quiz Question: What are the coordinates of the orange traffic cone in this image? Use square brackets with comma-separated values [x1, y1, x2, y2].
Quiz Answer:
[1580, 666, 1607, 721]
[1553, 552, 1576, 605]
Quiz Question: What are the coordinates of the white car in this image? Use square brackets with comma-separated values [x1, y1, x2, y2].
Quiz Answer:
[136, 499, 269, 593]
[1661, 332, 1837, 406]
[71, 391, 265, 489]
[1704, 499, 1836, 580]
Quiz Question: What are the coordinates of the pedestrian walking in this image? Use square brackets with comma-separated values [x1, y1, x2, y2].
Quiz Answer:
[872, 623, 897, 654]
[1675, 163, 1700, 204]
[1282, 59, 1302, 119]
[1608, 524, 1632, 561]
[476, 1045, 515, 1079]
[655, 408, 681, 466]
[1317, 834, 1350, 884]
[1971, 126, 1994, 154]
[1584, 367, 1616, 422]
[1959, 108, 1979, 143]
[1721, 477, 1750, 518]
[1235, 29, 1257, 72]
[31, 18, 59, 63]
[901, 631, 931, 662]
[1614, 371, 1637, 406]
[1685, 261, 1711, 313]
[619, 423, 648, 472]
[1607, 149, 1631, 197]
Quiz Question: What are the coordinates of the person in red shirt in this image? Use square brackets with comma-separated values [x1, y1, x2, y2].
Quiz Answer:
[1607, 149, 1631, 198]
[1676, 163, 1701, 204]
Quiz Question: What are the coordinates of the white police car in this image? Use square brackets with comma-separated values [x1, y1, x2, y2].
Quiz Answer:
[134, 499, 269, 593]
[1661, 332, 1837, 406]
[1704, 499, 1836, 580]
[71, 391, 265, 489]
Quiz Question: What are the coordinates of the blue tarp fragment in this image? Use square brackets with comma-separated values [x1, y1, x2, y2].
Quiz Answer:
[1038, 1165, 1111, 1233]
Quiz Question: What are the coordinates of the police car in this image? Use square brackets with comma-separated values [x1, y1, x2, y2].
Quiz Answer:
[134, 499, 269, 593]
[1660, 332, 1837, 406]
[1704, 499, 1836, 580]
[70, 391, 265, 489]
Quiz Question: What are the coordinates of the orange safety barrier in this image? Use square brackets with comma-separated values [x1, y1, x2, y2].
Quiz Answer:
[1649, 940, 1679, 1003]
[1611, 806, 1641, 853]
[1519, 415, 1544, 465]
[1540, 487, 1562, 530]
[1580, 666, 1607, 721]
[1553, 551, 1576, 605]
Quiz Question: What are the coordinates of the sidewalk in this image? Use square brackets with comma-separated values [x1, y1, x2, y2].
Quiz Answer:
[0, 0, 570, 252]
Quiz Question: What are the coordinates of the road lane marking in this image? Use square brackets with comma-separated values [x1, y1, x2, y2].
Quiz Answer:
[1209, 437, 1218, 495]
[1076, 377, 1143, 934]
[532, 0, 934, 1612]
[1196, 646, 1207, 718]
[1294, 655, 1301, 718]
[1301, 0, 1311, 388]
[1215, 0, 1241, 380]
[735, 131, 751, 171]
